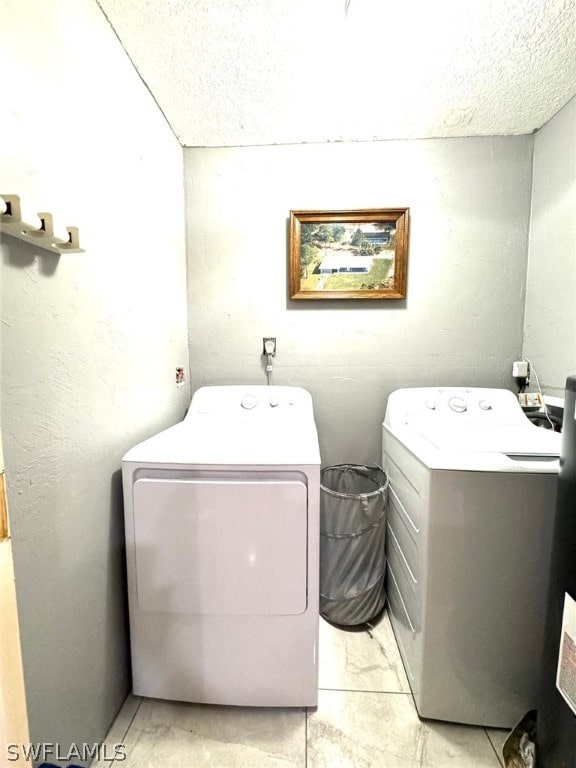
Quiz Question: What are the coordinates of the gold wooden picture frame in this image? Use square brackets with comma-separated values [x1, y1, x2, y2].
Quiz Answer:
[289, 208, 409, 300]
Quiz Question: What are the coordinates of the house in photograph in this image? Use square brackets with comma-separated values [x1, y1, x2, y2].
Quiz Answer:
[319, 255, 374, 274]
[363, 230, 392, 246]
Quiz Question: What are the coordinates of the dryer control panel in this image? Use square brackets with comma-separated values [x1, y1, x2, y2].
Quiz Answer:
[240, 392, 294, 411]
[186, 385, 315, 420]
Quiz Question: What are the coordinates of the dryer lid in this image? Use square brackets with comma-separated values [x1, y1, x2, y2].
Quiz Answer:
[123, 414, 321, 465]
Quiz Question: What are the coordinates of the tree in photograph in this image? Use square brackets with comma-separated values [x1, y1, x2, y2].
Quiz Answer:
[315, 224, 334, 245]
[359, 241, 377, 257]
[301, 223, 319, 245]
[351, 228, 365, 248]
[330, 225, 346, 243]
[300, 243, 316, 278]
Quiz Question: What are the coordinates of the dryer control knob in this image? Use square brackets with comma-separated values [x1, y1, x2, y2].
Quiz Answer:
[425, 399, 437, 410]
[449, 396, 467, 412]
[479, 400, 492, 410]
[241, 394, 258, 410]
[269, 399, 279, 408]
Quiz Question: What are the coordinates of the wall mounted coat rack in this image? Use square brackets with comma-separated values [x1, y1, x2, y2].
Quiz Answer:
[0, 194, 84, 253]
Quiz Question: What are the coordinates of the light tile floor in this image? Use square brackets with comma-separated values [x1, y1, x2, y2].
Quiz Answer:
[94, 612, 509, 767]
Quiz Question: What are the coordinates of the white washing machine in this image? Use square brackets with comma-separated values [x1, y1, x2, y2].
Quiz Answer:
[122, 385, 321, 707]
[382, 387, 560, 728]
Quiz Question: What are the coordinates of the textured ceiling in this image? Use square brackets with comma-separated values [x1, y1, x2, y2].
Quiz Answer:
[96, 0, 576, 147]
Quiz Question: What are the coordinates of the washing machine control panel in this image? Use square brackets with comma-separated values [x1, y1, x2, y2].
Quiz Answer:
[427, 390, 498, 416]
[384, 387, 532, 432]
[424, 391, 493, 414]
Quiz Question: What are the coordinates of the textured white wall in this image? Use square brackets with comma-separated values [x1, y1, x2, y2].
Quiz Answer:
[185, 137, 532, 465]
[523, 97, 576, 396]
[0, 0, 189, 760]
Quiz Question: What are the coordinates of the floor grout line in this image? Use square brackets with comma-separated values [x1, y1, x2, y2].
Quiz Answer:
[319, 686, 412, 695]
[106, 695, 143, 768]
[484, 728, 506, 768]
[305, 706, 308, 768]
[121, 696, 143, 742]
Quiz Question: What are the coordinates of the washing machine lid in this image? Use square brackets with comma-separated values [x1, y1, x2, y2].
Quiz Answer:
[407, 420, 560, 456]
[383, 386, 560, 472]
[123, 385, 321, 466]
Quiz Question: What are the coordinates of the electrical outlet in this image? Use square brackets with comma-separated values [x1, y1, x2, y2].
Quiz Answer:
[263, 337, 276, 356]
[519, 392, 543, 408]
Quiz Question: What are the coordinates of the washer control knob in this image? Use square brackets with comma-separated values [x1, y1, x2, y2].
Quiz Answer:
[269, 399, 279, 408]
[449, 396, 467, 413]
[425, 399, 437, 410]
[241, 394, 258, 410]
[479, 400, 492, 410]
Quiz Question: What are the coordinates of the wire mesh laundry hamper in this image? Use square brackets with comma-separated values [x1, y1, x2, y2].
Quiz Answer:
[319, 464, 389, 627]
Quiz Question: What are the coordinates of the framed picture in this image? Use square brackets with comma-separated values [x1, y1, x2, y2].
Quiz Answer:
[289, 208, 409, 300]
